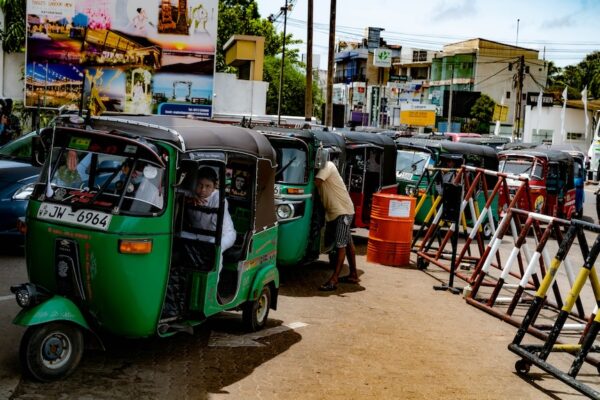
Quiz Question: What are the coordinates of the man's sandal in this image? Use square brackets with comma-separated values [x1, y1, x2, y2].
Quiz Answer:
[318, 282, 337, 291]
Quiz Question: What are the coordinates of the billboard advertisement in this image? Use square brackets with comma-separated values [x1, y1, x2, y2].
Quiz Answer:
[24, 0, 218, 117]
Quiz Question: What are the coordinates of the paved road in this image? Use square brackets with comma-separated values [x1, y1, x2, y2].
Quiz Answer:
[0, 186, 598, 399]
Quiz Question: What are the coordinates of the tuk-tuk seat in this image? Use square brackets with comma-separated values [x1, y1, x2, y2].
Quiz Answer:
[223, 231, 250, 263]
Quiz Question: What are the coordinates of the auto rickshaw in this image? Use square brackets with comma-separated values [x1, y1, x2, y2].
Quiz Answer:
[537, 144, 586, 217]
[11, 115, 280, 381]
[501, 142, 583, 217]
[341, 131, 397, 228]
[395, 138, 499, 226]
[257, 127, 346, 267]
[498, 147, 576, 218]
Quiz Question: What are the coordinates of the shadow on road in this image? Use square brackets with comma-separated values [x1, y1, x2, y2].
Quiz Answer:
[12, 316, 301, 399]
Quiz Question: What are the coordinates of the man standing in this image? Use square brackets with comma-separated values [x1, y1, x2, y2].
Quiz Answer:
[315, 160, 359, 291]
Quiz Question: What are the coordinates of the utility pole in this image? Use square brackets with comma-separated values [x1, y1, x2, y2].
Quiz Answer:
[304, 0, 313, 122]
[513, 55, 525, 140]
[325, 0, 336, 128]
[446, 63, 454, 133]
[276, 0, 289, 126]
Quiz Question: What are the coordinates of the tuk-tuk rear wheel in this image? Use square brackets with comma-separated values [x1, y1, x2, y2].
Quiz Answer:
[19, 322, 84, 382]
[242, 286, 271, 332]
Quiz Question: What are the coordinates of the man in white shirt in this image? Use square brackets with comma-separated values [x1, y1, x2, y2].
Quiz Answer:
[182, 167, 236, 273]
[315, 161, 359, 291]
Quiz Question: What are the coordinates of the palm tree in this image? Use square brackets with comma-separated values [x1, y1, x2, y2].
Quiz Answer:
[0, 0, 26, 53]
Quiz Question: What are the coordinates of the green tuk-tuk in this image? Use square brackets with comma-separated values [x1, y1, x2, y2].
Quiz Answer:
[395, 138, 499, 226]
[258, 127, 346, 267]
[11, 115, 280, 381]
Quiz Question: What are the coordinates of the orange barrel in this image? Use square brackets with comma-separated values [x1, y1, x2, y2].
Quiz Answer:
[367, 194, 416, 267]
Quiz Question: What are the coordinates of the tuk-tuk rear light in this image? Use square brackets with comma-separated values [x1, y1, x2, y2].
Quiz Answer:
[287, 188, 305, 195]
[119, 239, 153, 254]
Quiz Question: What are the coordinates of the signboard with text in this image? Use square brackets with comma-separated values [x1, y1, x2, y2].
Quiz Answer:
[400, 110, 435, 126]
[373, 48, 392, 68]
[25, 0, 218, 117]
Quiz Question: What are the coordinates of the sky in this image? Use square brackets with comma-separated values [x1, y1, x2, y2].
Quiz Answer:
[256, 0, 600, 69]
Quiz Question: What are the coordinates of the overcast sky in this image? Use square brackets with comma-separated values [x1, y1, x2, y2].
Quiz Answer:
[256, 0, 600, 68]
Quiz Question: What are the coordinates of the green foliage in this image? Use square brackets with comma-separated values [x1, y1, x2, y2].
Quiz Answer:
[263, 55, 322, 117]
[464, 94, 495, 134]
[547, 51, 600, 99]
[0, 0, 26, 53]
[217, 0, 317, 117]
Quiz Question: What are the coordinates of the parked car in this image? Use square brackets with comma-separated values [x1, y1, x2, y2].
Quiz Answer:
[0, 131, 40, 244]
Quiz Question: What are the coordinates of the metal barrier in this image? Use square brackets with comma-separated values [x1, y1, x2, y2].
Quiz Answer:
[466, 209, 588, 337]
[508, 218, 600, 399]
[414, 165, 532, 286]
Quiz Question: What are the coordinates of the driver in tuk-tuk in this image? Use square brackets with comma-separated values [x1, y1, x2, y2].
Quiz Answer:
[181, 167, 236, 275]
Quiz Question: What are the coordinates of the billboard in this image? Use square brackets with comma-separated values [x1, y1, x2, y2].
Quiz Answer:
[399, 104, 436, 126]
[442, 90, 481, 118]
[24, 0, 218, 117]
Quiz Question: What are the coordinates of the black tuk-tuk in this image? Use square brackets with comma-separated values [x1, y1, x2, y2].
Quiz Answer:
[341, 131, 398, 228]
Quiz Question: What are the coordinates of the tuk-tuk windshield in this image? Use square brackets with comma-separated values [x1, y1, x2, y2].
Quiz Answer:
[396, 150, 430, 178]
[34, 147, 165, 214]
[273, 143, 308, 184]
[499, 158, 543, 179]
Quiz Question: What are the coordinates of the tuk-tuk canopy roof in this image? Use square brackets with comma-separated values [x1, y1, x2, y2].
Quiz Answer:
[342, 131, 397, 149]
[255, 127, 346, 151]
[74, 115, 276, 163]
[396, 137, 498, 159]
[499, 147, 573, 163]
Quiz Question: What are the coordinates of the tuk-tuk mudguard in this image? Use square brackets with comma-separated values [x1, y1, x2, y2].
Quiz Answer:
[13, 295, 90, 330]
[250, 265, 279, 309]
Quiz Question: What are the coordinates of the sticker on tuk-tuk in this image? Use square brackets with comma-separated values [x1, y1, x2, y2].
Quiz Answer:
[124, 145, 137, 154]
[398, 171, 413, 181]
[68, 137, 91, 150]
[37, 203, 112, 231]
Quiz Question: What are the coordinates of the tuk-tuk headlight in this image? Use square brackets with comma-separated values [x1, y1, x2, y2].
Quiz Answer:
[276, 203, 294, 220]
[405, 186, 416, 195]
[12, 183, 36, 200]
[10, 283, 48, 308]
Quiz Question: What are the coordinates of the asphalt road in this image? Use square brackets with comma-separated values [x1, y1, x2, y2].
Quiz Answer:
[0, 185, 598, 399]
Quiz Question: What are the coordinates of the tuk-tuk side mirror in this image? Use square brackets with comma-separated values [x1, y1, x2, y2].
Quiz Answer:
[31, 136, 46, 167]
[315, 147, 330, 170]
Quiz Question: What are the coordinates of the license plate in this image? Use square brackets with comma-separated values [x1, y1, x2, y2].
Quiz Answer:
[37, 203, 112, 231]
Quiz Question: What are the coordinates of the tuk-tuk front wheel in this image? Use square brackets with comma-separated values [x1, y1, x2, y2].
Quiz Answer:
[20, 322, 84, 382]
[242, 286, 271, 332]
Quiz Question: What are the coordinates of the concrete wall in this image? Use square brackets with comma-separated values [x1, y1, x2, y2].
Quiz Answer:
[523, 105, 593, 149]
[1, 52, 25, 101]
[212, 72, 268, 116]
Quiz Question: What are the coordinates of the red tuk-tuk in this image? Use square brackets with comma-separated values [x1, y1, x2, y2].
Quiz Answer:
[341, 131, 397, 228]
[497, 148, 576, 218]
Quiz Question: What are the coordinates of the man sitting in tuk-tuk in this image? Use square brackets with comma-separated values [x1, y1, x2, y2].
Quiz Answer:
[182, 166, 237, 272]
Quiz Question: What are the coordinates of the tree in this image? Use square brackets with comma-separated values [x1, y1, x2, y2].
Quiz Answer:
[217, 0, 321, 117]
[0, 0, 26, 53]
[464, 94, 495, 134]
[546, 51, 600, 99]
[263, 55, 322, 117]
